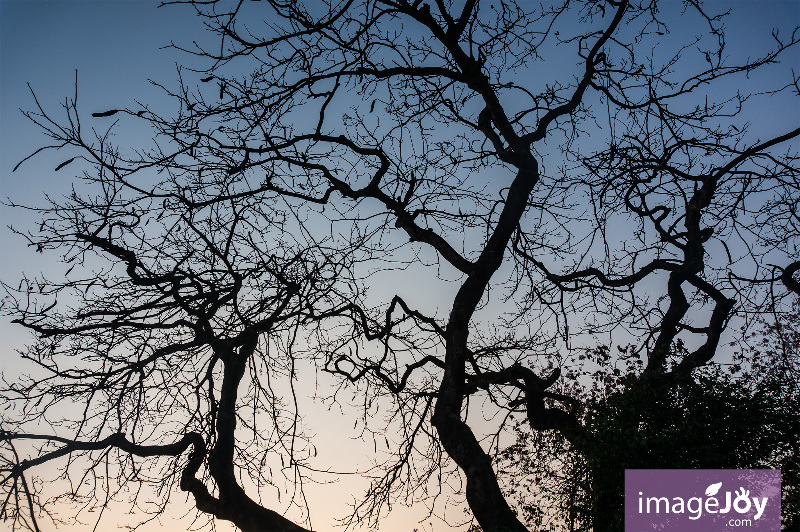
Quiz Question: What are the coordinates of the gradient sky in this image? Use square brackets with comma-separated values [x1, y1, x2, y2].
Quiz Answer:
[1, 1, 799, 531]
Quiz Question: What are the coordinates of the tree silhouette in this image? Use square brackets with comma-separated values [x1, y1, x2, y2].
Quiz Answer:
[2, 1, 799, 531]
[499, 326, 800, 531]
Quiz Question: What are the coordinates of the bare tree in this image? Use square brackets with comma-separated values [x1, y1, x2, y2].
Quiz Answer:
[3, 1, 799, 531]
[1, 105, 364, 530]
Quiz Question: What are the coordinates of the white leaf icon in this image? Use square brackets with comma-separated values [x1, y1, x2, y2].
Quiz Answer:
[705, 482, 723, 496]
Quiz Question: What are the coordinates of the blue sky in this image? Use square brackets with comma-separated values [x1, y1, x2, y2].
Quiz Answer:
[1, 1, 799, 531]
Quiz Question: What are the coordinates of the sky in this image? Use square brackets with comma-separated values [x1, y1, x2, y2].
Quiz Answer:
[1, 0, 799, 531]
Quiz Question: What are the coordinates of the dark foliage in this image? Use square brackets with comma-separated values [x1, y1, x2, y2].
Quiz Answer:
[501, 311, 800, 531]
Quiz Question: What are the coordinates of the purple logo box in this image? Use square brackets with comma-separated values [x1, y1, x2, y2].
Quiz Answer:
[625, 469, 781, 531]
